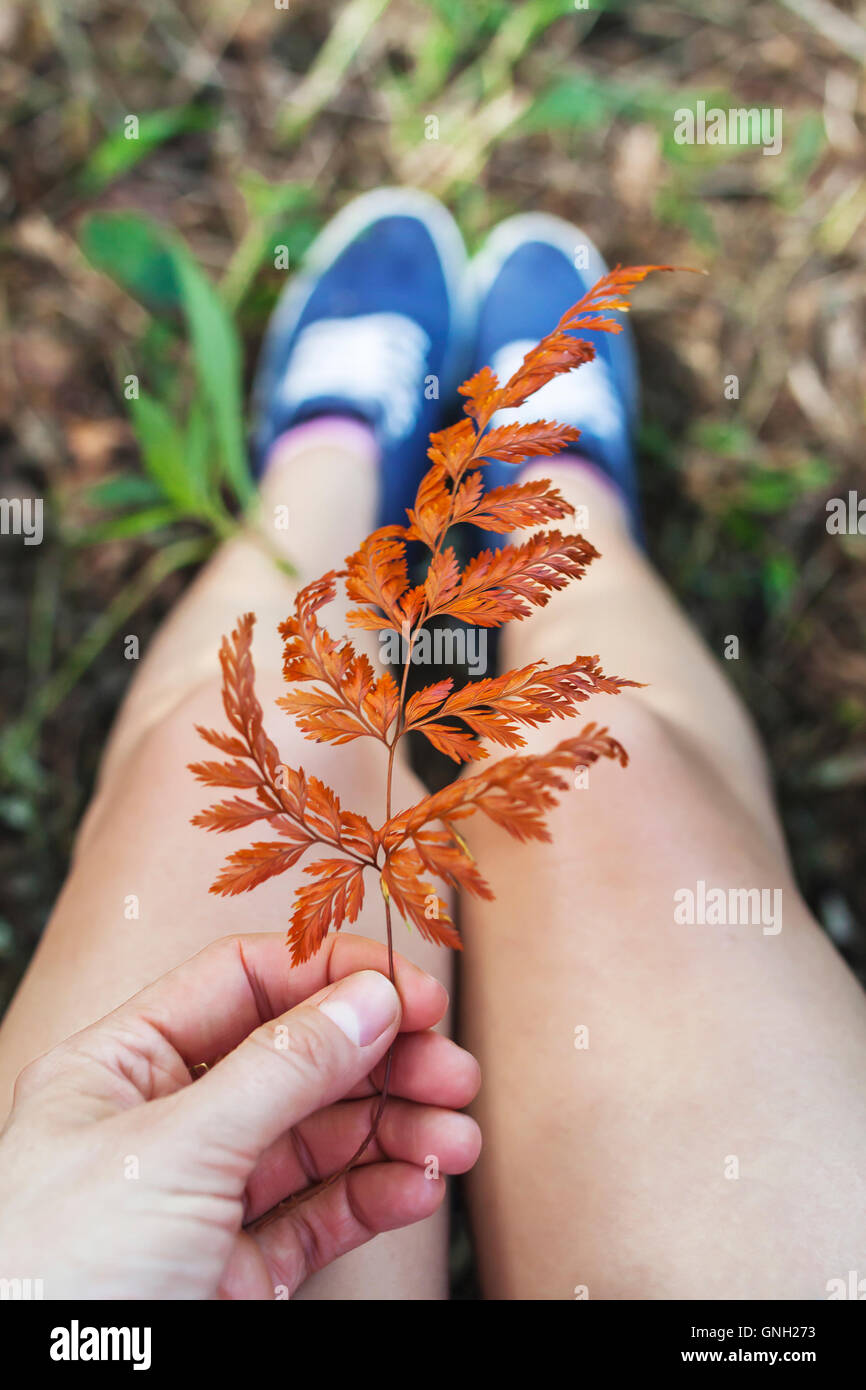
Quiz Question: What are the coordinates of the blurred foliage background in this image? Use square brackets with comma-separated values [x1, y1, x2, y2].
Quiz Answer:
[1, 0, 865, 1034]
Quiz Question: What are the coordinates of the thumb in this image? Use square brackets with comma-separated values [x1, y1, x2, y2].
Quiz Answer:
[170, 970, 400, 1160]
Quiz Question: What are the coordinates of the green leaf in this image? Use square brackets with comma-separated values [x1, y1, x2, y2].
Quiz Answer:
[762, 552, 797, 611]
[80, 473, 166, 511]
[80, 212, 180, 311]
[787, 112, 826, 185]
[693, 421, 756, 459]
[170, 248, 253, 506]
[73, 506, 180, 545]
[184, 396, 224, 520]
[237, 174, 316, 223]
[522, 75, 629, 134]
[80, 105, 217, 193]
[656, 183, 718, 249]
[128, 393, 204, 512]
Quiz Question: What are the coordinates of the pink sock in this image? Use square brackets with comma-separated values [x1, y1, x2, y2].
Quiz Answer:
[550, 451, 628, 506]
[263, 415, 379, 471]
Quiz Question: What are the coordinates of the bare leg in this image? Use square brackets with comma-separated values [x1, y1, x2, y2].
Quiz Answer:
[0, 422, 452, 1301]
[460, 459, 866, 1300]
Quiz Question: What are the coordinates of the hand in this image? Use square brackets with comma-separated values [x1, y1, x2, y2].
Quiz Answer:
[0, 934, 481, 1299]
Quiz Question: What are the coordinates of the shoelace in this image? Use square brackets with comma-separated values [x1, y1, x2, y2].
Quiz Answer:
[490, 339, 625, 440]
[277, 313, 432, 443]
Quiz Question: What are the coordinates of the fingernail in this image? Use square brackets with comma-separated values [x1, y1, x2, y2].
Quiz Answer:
[318, 971, 399, 1046]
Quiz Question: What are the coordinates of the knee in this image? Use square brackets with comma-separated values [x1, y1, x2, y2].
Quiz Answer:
[515, 691, 694, 798]
[592, 691, 707, 789]
[91, 673, 423, 839]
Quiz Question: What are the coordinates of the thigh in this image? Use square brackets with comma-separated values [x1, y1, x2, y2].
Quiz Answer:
[0, 676, 453, 1299]
[1, 678, 449, 1087]
[458, 698, 866, 1299]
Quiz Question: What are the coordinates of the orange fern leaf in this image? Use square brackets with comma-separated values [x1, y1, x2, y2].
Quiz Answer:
[412, 829, 494, 902]
[445, 468, 484, 524]
[381, 847, 461, 950]
[275, 689, 369, 746]
[452, 477, 574, 535]
[495, 338, 596, 414]
[412, 721, 486, 763]
[560, 264, 676, 327]
[431, 531, 599, 626]
[494, 265, 675, 416]
[403, 678, 454, 726]
[345, 526, 411, 631]
[477, 419, 581, 464]
[289, 858, 367, 965]
[405, 463, 452, 549]
[423, 546, 461, 611]
[192, 795, 281, 834]
[360, 670, 402, 741]
[339, 811, 379, 860]
[188, 758, 265, 788]
[382, 724, 628, 852]
[457, 366, 503, 428]
[426, 418, 478, 481]
[279, 574, 398, 743]
[211, 613, 283, 778]
[211, 834, 313, 897]
[404, 657, 639, 762]
[194, 726, 252, 758]
[436, 656, 640, 725]
[189, 615, 378, 915]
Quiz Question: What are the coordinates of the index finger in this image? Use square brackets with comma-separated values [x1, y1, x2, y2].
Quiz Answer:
[111, 933, 448, 1068]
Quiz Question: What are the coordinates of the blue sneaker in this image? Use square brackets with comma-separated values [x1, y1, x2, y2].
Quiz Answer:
[467, 213, 642, 533]
[251, 188, 470, 530]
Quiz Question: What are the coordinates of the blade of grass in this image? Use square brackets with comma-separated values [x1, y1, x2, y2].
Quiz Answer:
[79, 473, 167, 512]
[79, 105, 217, 193]
[221, 179, 318, 311]
[70, 506, 183, 545]
[80, 210, 181, 312]
[279, 0, 393, 142]
[171, 246, 254, 507]
[129, 393, 201, 509]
